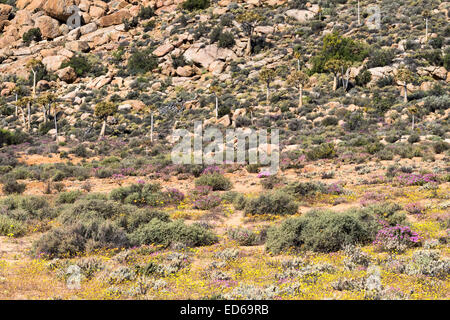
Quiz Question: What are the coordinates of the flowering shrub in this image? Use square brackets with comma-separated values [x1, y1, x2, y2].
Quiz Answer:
[165, 188, 185, 204]
[327, 182, 345, 195]
[192, 185, 213, 197]
[193, 194, 222, 210]
[257, 171, 271, 178]
[404, 202, 425, 216]
[227, 227, 261, 246]
[396, 173, 438, 186]
[373, 224, 421, 253]
[202, 166, 223, 175]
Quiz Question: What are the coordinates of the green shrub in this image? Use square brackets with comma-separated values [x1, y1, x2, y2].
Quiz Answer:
[433, 141, 449, 154]
[0, 129, 30, 146]
[129, 219, 218, 247]
[61, 55, 91, 76]
[33, 220, 129, 258]
[2, 178, 26, 194]
[0, 216, 26, 237]
[266, 209, 378, 254]
[23, 28, 42, 44]
[355, 69, 372, 87]
[283, 181, 326, 197]
[181, 0, 210, 11]
[195, 173, 232, 191]
[57, 190, 83, 204]
[306, 143, 336, 160]
[366, 48, 395, 68]
[138, 6, 155, 20]
[127, 48, 158, 75]
[244, 191, 298, 215]
[218, 32, 235, 48]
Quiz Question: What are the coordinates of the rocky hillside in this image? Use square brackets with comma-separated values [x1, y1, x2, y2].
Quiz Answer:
[0, 0, 448, 150]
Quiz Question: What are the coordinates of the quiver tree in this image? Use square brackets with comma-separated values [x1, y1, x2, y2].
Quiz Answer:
[422, 10, 431, 42]
[408, 105, 418, 131]
[287, 69, 309, 108]
[339, 60, 352, 91]
[146, 104, 157, 142]
[94, 101, 117, 140]
[209, 84, 223, 119]
[236, 11, 263, 56]
[294, 50, 302, 71]
[16, 96, 33, 132]
[395, 67, 414, 103]
[258, 67, 276, 104]
[26, 59, 43, 98]
[37, 92, 57, 124]
[324, 59, 342, 91]
[15, 96, 29, 129]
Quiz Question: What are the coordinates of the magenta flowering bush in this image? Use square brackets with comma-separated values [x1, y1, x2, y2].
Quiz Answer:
[404, 202, 425, 216]
[373, 224, 421, 252]
[165, 188, 185, 203]
[327, 182, 345, 195]
[192, 185, 213, 197]
[202, 166, 223, 175]
[360, 192, 388, 206]
[257, 171, 271, 178]
[396, 173, 438, 186]
[193, 194, 222, 210]
[280, 154, 306, 170]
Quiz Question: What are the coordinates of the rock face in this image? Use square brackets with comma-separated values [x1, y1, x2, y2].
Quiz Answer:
[43, 0, 79, 22]
[183, 43, 236, 69]
[35, 15, 61, 39]
[98, 10, 131, 27]
[285, 9, 315, 22]
[153, 43, 174, 57]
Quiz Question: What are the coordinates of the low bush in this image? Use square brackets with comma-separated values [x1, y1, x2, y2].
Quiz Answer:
[2, 178, 26, 195]
[22, 28, 42, 44]
[306, 143, 336, 160]
[195, 173, 232, 191]
[129, 219, 218, 247]
[127, 48, 158, 75]
[181, 0, 210, 11]
[243, 191, 298, 215]
[266, 209, 378, 253]
[33, 220, 129, 258]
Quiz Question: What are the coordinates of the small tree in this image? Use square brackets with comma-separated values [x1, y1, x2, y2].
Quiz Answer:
[94, 101, 117, 140]
[294, 50, 302, 71]
[209, 84, 222, 119]
[324, 59, 341, 91]
[287, 69, 309, 108]
[422, 10, 431, 42]
[408, 105, 418, 131]
[16, 96, 30, 130]
[258, 67, 276, 104]
[395, 67, 414, 103]
[236, 11, 263, 56]
[37, 92, 57, 124]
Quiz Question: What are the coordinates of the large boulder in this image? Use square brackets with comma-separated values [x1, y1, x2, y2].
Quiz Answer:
[65, 40, 89, 52]
[285, 9, 315, 23]
[153, 43, 174, 57]
[98, 9, 131, 27]
[56, 66, 77, 83]
[42, 55, 68, 71]
[43, 0, 80, 21]
[0, 4, 13, 21]
[35, 15, 61, 39]
[183, 43, 237, 69]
